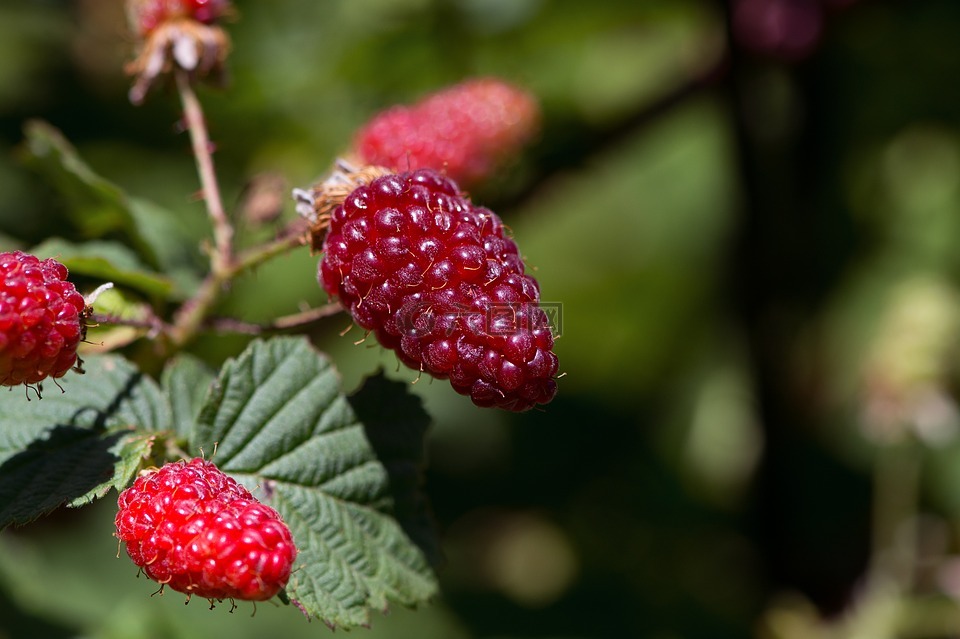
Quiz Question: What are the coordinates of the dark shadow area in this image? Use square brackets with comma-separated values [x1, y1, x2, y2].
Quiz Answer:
[0, 370, 146, 529]
[0, 582, 78, 639]
[348, 370, 441, 567]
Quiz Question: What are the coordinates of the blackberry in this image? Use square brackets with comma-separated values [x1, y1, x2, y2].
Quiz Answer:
[318, 168, 558, 411]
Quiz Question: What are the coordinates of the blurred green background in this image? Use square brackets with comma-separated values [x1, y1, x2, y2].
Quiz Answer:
[5, 0, 960, 637]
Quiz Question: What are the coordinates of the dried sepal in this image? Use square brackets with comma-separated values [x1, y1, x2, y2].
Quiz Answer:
[293, 159, 394, 253]
[125, 0, 233, 104]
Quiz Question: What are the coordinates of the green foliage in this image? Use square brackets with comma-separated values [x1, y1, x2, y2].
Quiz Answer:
[31, 238, 176, 300]
[192, 338, 437, 625]
[161, 354, 216, 441]
[18, 121, 202, 296]
[4, 0, 960, 638]
[0, 337, 437, 627]
[0, 355, 166, 528]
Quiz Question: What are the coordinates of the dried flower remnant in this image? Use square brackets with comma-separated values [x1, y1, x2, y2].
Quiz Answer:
[125, 0, 233, 104]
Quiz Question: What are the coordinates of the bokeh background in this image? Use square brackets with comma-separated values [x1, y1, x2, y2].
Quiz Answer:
[4, 0, 960, 637]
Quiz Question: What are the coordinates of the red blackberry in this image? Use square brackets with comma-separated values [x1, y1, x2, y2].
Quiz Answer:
[318, 168, 558, 412]
[115, 458, 297, 602]
[352, 78, 540, 189]
[0, 251, 86, 388]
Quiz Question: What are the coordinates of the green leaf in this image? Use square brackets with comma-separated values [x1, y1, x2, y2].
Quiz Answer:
[31, 238, 176, 300]
[126, 196, 205, 298]
[0, 355, 170, 529]
[193, 337, 437, 628]
[18, 120, 202, 291]
[161, 354, 215, 441]
[19, 120, 133, 238]
[81, 286, 154, 352]
[348, 371, 440, 567]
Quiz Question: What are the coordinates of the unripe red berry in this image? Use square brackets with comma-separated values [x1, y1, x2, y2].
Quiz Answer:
[318, 168, 558, 412]
[0, 251, 86, 388]
[352, 78, 540, 189]
[115, 458, 297, 602]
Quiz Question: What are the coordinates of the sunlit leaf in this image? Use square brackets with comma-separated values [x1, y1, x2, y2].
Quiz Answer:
[193, 337, 437, 628]
[161, 354, 215, 441]
[31, 238, 175, 300]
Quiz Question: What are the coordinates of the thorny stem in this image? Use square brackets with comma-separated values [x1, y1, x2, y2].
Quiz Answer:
[207, 303, 343, 335]
[91, 312, 168, 335]
[163, 70, 312, 351]
[175, 69, 233, 275]
[169, 227, 307, 350]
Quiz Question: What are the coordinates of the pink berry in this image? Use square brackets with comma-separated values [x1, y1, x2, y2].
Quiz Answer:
[130, 0, 231, 36]
[319, 168, 558, 412]
[115, 458, 297, 602]
[733, 0, 823, 60]
[352, 78, 540, 189]
[0, 251, 86, 387]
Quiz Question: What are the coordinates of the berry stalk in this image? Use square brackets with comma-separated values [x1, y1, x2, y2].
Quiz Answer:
[165, 72, 309, 351]
[168, 228, 307, 349]
[175, 68, 233, 275]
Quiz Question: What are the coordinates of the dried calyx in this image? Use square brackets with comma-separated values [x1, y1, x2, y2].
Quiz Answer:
[125, 0, 234, 104]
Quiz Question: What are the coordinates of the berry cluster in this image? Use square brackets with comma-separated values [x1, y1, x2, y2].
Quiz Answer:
[318, 168, 558, 411]
[115, 458, 297, 602]
[352, 78, 540, 189]
[0, 251, 86, 388]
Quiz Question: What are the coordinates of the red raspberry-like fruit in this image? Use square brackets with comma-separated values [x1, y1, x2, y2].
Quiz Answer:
[319, 168, 558, 411]
[130, 0, 231, 36]
[352, 78, 540, 189]
[0, 251, 86, 388]
[115, 458, 297, 602]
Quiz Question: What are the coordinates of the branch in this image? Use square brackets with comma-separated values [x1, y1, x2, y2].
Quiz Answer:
[175, 68, 233, 276]
[168, 221, 308, 349]
[90, 312, 168, 335]
[204, 303, 344, 336]
[166, 70, 311, 351]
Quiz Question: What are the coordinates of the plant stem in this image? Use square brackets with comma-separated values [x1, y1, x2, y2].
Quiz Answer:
[175, 68, 233, 276]
[90, 312, 168, 334]
[234, 224, 308, 274]
[165, 72, 310, 351]
[168, 224, 308, 349]
[206, 303, 343, 335]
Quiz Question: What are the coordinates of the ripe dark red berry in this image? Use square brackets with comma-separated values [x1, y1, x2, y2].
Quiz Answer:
[115, 458, 297, 602]
[352, 78, 540, 189]
[0, 251, 86, 388]
[318, 168, 558, 412]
